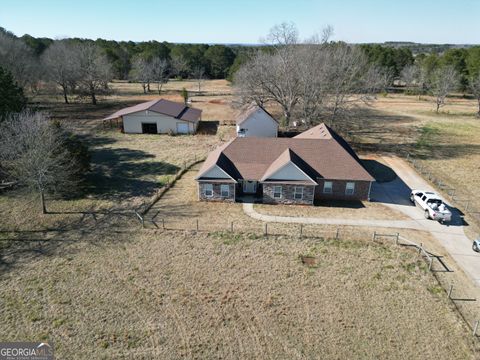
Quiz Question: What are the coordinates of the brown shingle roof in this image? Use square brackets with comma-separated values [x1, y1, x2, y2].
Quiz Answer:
[294, 123, 332, 139]
[104, 98, 202, 122]
[197, 124, 374, 183]
[235, 104, 278, 126]
[260, 148, 316, 183]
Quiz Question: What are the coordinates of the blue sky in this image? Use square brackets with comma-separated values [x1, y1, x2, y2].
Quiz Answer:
[1, 0, 479, 44]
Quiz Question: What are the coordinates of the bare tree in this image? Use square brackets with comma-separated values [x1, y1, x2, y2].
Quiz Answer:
[192, 66, 205, 93]
[42, 41, 80, 104]
[171, 54, 190, 78]
[430, 65, 459, 113]
[130, 57, 154, 94]
[75, 43, 113, 104]
[400, 64, 420, 88]
[150, 57, 169, 95]
[0, 31, 39, 94]
[469, 73, 480, 117]
[0, 111, 80, 214]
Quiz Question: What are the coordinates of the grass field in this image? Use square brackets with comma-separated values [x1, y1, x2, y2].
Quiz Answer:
[0, 228, 476, 359]
[1, 80, 480, 358]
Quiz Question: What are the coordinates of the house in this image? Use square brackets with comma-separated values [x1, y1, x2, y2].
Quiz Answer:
[236, 105, 278, 138]
[104, 98, 202, 134]
[196, 123, 374, 205]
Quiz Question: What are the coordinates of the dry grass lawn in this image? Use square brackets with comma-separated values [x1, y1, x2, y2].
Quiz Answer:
[254, 200, 409, 221]
[0, 226, 476, 359]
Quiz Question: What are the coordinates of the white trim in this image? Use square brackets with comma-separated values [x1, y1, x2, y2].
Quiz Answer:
[294, 186, 304, 200]
[345, 182, 355, 195]
[196, 164, 236, 182]
[220, 184, 230, 197]
[367, 181, 373, 201]
[273, 185, 282, 198]
[323, 181, 333, 194]
[204, 183, 213, 197]
[262, 161, 316, 184]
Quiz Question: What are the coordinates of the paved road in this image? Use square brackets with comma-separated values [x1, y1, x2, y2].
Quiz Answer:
[243, 155, 480, 286]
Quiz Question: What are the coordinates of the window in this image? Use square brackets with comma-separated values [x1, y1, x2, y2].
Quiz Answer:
[323, 181, 333, 194]
[204, 184, 213, 197]
[220, 184, 230, 197]
[345, 182, 355, 195]
[294, 186, 304, 199]
[273, 186, 282, 198]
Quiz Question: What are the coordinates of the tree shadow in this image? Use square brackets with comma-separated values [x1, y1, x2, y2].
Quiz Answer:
[197, 120, 219, 135]
[84, 147, 179, 199]
[340, 107, 480, 160]
[361, 159, 397, 183]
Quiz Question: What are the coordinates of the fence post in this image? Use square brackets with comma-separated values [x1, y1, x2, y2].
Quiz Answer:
[395, 233, 399, 245]
[196, 219, 199, 232]
[372, 231, 376, 241]
[419, 243, 422, 254]
[448, 284, 454, 299]
[335, 228, 339, 240]
[474, 320, 479, 336]
[465, 200, 470, 212]
[230, 221, 234, 233]
[264, 223, 268, 237]
[162, 218, 165, 230]
[428, 256, 433, 271]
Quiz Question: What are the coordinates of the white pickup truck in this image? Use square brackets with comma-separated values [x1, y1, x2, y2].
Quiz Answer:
[410, 190, 452, 223]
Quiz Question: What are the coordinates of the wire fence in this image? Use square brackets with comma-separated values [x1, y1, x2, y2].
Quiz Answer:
[133, 210, 480, 339]
[405, 152, 480, 228]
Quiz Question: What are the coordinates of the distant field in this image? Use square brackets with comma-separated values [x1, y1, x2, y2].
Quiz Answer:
[346, 93, 480, 233]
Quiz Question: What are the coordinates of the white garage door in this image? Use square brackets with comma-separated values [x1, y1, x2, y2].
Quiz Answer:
[176, 123, 189, 134]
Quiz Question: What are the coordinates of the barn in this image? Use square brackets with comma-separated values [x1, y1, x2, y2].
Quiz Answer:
[104, 98, 202, 134]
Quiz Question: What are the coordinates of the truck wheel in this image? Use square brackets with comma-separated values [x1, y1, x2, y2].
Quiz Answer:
[424, 210, 431, 219]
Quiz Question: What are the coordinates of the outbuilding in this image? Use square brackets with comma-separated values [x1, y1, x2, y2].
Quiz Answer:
[104, 98, 202, 134]
[236, 105, 278, 138]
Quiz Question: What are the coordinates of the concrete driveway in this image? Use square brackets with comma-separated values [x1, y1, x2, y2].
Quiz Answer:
[243, 155, 480, 286]
[373, 156, 480, 286]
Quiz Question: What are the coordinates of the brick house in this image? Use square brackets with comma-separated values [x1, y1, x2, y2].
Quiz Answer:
[196, 123, 374, 205]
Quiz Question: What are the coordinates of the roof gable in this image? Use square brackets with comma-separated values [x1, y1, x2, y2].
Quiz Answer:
[261, 148, 316, 183]
[236, 105, 278, 126]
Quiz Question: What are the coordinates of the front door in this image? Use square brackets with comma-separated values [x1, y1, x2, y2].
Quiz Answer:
[243, 180, 257, 194]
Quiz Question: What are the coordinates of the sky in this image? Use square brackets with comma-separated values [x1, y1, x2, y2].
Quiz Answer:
[1, 0, 479, 44]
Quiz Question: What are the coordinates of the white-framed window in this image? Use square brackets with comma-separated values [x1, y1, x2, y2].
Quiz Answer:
[220, 184, 230, 197]
[204, 183, 213, 197]
[273, 186, 282, 198]
[323, 181, 333, 194]
[345, 182, 355, 195]
[294, 186, 304, 199]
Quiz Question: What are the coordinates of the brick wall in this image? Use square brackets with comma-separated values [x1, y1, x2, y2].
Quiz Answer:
[198, 182, 235, 202]
[262, 184, 315, 205]
[314, 179, 371, 201]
